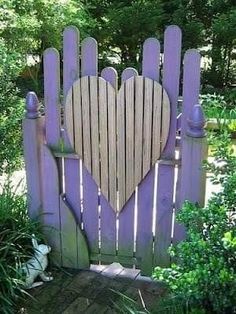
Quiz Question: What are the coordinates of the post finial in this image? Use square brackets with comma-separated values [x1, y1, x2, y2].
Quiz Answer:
[25, 92, 40, 119]
[187, 104, 206, 138]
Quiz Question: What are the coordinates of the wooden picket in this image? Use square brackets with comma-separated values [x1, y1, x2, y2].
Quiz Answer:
[23, 25, 207, 276]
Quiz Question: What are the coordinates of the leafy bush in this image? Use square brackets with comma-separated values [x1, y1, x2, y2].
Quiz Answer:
[0, 179, 42, 314]
[0, 39, 25, 175]
[200, 93, 236, 120]
[153, 131, 236, 314]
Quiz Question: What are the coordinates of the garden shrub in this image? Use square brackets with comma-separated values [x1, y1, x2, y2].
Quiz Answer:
[0, 39, 25, 175]
[0, 179, 43, 314]
[153, 131, 236, 314]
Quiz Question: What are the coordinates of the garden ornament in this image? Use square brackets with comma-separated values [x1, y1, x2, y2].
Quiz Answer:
[22, 234, 53, 289]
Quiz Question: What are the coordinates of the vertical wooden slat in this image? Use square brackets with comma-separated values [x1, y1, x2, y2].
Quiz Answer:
[154, 25, 182, 267]
[81, 37, 99, 256]
[101, 67, 118, 90]
[81, 77, 92, 172]
[63, 26, 82, 230]
[142, 38, 160, 81]
[90, 77, 100, 186]
[136, 38, 160, 275]
[41, 145, 61, 264]
[118, 72, 136, 261]
[125, 77, 135, 200]
[99, 78, 117, 257]
[101, 67, 118, 209]
[99, 79, 109, 198]
[152, 84, 162, 164]
[100, 70, 117, 257]
[142, 78, 153, 177]
[134, 77, 144, 185]
[107, 83, 117, 209]
[43, 48, 61, 149]
[81, 37, 98, 77]
[117, 84, 126, 210]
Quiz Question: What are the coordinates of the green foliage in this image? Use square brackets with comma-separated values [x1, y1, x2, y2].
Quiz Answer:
[200, 93, 236, 120]
[0, 39, 25, 174]
[0, 179, 43, 314]
[153, 131, 236, 313]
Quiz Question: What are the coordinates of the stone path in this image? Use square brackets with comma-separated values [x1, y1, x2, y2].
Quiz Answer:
[20, 263, 166, 314]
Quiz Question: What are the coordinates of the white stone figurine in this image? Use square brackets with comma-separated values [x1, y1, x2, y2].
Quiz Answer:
[22, 234, 53, 289]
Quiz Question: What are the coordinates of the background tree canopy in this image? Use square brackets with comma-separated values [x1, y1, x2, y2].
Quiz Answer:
[0, 0, 235, 173]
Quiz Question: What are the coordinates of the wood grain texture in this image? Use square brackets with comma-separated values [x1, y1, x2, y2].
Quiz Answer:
[99, 78, 109, 199]
[64, 76, 170, 212]
[90, 76, 100, 186]
[107, 83, 117, 209]
[43, 48, 61, 149]
[134, 77, 144, 184]
[117, 83, 126, 210]
[142, 78, 153, 177]
[125, 77, 135, 200]
[63, 26, 82, 233]
[81, 77, 92, 172]
[73, 81, 83, 156]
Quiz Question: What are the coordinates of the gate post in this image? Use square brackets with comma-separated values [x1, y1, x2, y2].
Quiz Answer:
[175, 104, 207, 242]
[23, 92, 44, 219]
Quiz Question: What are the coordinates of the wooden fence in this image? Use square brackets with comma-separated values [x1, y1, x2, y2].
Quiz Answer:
[23, 25, 207, 276]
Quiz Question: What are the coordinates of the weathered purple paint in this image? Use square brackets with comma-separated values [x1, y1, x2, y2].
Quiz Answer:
[81, 37, 98, 77]
[142, 38, 160, 81]
[41, 145, 61, 264]
[136, 172, 155, 275]
[117, 71, 137, 260]
[135, 38, 161, 274]
[181, 50, 201, 137]
[23, 92, 44, 219]
[174, 50, 202, 242]
[100, 194, 117, 256]
[101, 67, 118, 90]
[23, 25, 207, 271]
[100, 66, 117, 257]
[82, 167, 99, 254]
[63, 26, 80, 97]
[63, 27, 82, 226]
[43, 48, 61, 149]
[154, 26, 182, 267]
[80, 37, 99, 256]
[121, 68, 138, 82]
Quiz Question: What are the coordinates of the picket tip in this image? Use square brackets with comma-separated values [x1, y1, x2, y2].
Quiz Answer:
[165, 25, 182, 36]
[143, 37, 160, 47]
[63, 25, 80, 36]
[184, 48, 201, 60]
[25, 92, 40, 119]
[81, 36, 98, 46]
[44, 47, 60, 58]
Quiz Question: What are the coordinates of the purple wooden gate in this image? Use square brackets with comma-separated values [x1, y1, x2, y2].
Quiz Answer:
[23, 25, 207, 276]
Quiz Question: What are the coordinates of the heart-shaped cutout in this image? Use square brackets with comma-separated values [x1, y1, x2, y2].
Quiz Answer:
[65, 76, 170, 211]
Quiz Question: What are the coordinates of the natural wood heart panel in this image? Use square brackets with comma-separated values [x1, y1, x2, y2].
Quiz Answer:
[65, 75, 170, 211]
